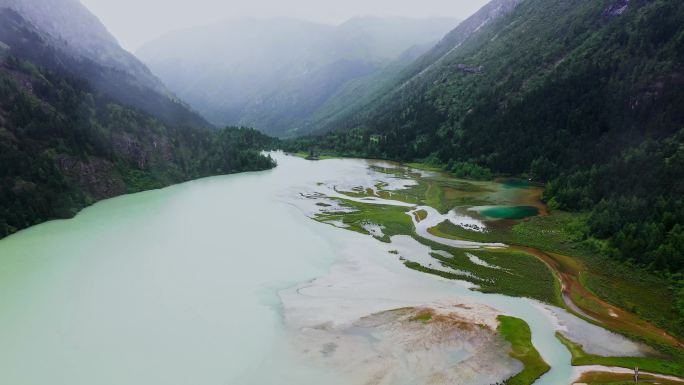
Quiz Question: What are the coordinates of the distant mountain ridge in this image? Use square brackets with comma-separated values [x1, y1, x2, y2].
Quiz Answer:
[137, 16, 460, 136]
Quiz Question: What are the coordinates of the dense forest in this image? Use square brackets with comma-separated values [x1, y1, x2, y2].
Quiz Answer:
[283, 0, 684, 275]
[0, 55, 275, 238]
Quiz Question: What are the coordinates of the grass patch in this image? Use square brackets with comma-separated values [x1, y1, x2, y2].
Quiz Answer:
[498, 316, 550, 385]
[432, 215, 684, 346]
[427, 247, 562, 306]
[575, 371, 684, 385]
[314, 199, 413, 242]
[322, 201, 560, 305]
[395, 175, 494, 213]
[556, 333, 684, 377]
[314, 163, 683, 356]
[409, 312, 433, 322]
[290, 151, 337, 160]
[319, 198, 561, 305]
[404, 162, 444, 172]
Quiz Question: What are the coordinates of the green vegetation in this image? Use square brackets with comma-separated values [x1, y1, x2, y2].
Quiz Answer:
[314, 199, 413, 243]
[316, 196, 560, 305]
[498, 316, 550, 385]
[283, 0, 684, 288]
[404, 163, 444, 173]
[556, 333, 684, 377]
[409, 312, 433, 322]
[314, 162, 683, 362]
[290, 151, 337, 160]
[426, 247, 561, 306]
[431, 214, 684, 341]
[0, 8, 208, 130]
[448, 161, 492, 180]
[574, 371, 684, 385]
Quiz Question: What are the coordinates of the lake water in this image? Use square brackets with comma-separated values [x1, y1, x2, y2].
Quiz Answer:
[0, 153, 636, 385]
[475, 205, 540, 220]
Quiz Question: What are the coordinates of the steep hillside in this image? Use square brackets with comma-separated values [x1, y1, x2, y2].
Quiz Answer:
[0, 8, 275, 238]
[0, 0, 208, 128]
[300, 42, 435, 134]
[137, 17, 459, 136]
[288, 0, 684, 273]
[305, 0, 522, 134]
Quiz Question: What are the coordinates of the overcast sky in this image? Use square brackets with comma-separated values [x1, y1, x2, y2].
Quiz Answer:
[79, 0, 490, 51]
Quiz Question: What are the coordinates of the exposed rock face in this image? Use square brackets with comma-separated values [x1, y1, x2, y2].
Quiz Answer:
[456, 64, 485, 74]
[603, 0, 630, 17]
[0, 40, 8, 59]
[432, 0, 523, 54]
[110, 132, 176, 169]
[55, 155, 126, 200]
[397, 0, 522, 91]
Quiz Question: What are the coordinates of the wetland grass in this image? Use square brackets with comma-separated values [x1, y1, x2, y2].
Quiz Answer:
[312, 162, 684, 373]
[498, 316, 550, 385]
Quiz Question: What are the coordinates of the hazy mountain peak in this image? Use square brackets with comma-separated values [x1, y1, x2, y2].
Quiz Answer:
[136, 16, 460, 134]
[0, 0, 119, 48]
[0, 0, 166, 93]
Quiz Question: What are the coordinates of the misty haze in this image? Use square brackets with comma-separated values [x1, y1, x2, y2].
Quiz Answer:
[0, 1, 682, 385]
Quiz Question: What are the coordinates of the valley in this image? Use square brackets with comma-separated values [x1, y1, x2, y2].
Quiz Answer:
[1, 153, 680, 385]
[0, 0, 682, 384]
[3, 153, 681, 385]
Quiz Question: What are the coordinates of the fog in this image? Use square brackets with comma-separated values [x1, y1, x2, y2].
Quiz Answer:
[79, 0, 490, 50]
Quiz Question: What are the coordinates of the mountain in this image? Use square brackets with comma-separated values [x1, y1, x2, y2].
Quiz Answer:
[0, 0, 208, 128]
[286, 0, 684, 274]
[303, 0, 524, 135]
[136, 17, 459, 136]
[0, 5, 275, 238]
[299, 41, 437, 134]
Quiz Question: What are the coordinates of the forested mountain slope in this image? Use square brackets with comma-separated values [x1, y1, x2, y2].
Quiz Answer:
[0, 8, 276, 238]
[0, 0, 208, 128]
[305, 0, 523, 135]
[137, 17, 459, 136]
[288, 0, 684, 273]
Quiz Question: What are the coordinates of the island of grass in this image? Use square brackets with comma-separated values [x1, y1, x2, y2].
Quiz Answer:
[498, 315, 550, 385]
[413, 209, 428, 222]
[290, 151, 337, 160]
